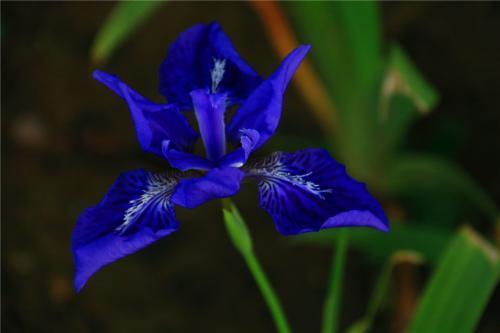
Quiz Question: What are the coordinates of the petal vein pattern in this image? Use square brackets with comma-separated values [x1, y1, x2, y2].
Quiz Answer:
[72, 170, 180, 291]
[248, 152, 332, 200]
[245, 149, 389, 235]
[118, 173, 178, 235]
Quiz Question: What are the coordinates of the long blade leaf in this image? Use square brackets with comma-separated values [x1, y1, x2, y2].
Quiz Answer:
[91, 1, 163, 64]
[407, 227, 500, 333]
[286, 1, 384, 177]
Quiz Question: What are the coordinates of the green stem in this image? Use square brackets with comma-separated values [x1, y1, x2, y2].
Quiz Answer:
[321, 229, 349, 333]
[242, 251, 292, 333]
[222, 199, 291, 333]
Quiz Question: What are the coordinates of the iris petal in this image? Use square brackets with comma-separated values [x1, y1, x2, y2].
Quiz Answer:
[172, 167, 244, 209]
[93, 70, 198, 157]
[246, 149, 389, 235]
[72, 170, 180, 292]
[217, 128, 260, 168]
[161, 140, 214, 171]
[159, 22, 262, 108]
[191, 89, 227, 161]
[227, 45, 311, 149]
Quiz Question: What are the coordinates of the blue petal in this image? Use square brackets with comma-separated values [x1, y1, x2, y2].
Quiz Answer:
[191, 89, 227, 161]
[172, 167, 244, 208]
[72, 170, 180, 292]
[246, 149, 389, 235]
[159, 22, 262, 108]
[162, 140, 214, 171]
[93, 70, 198, 157]
[227, 45, 311, 149]
[217, 128, 260, 168]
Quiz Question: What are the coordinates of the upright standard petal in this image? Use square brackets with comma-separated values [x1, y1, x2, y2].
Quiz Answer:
[72, 170, 180, 292]
[159, 22, 262, 108]
[93, 70, 198, 157]
[191, 89, 227, 161]
[246, 149, 389, 235]
[227, 45, 311, 149]
[172, 167, 244, 209]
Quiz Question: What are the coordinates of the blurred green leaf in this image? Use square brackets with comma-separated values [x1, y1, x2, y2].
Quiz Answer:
[376, 95, 418, 161]
[287, 1, 383, 101]
[295, 224, 452, 265]
[286, 1, 384, 177]
[387, 154, 498, 221]
[381, 44, 439, 115]
[376, 45, 439, 160]
[223, 200, 252, 256]
[91, 1, 163, 64]
[407, 227, 500, 333]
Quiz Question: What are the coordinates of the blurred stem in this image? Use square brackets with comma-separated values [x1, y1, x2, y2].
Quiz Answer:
[222, 199, 292, 333]
[393, 255, 420, 333]
[345, 251, 422, 333]
[321, 229, 349, 333]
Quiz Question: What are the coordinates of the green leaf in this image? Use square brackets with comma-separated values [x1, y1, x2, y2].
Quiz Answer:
[295, 224, 451, 265]
[91, 1, 163, 64]
[407, 227, 500, 333]
[386, 154, 498, 221]
[222, 200, 252, 256]
[287, 1, 383, 102]
[376, 95, 419, 160]
[286, 1, 384, 177]
[381, 45, 439, 115]
[376, 45, 439, 163]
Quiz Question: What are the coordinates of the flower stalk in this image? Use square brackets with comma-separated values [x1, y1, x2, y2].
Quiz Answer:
[321, 229, 349, 333]
[223, 199, 291, 333]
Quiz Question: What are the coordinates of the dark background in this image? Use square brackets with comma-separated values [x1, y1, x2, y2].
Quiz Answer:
[2, 2, 499, 332]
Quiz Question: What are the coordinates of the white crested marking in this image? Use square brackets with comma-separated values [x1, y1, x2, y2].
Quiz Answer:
[115, 173, 177, 235]
[211, 58, 226, 93]
[248, 153, 332, 199]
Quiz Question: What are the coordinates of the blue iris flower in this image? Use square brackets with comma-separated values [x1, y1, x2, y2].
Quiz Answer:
[72, 22, 389, 292]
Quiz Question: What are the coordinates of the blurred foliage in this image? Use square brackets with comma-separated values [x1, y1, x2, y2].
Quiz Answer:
[298, 223, 451, 266]
[346, 251, 423, 333]
[381, 45, 438, 114]
[387, 154, 498, 221]
[408, 227, 499, 333]
[91, 1, 163, 65]
[286, 1, 384, 179]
